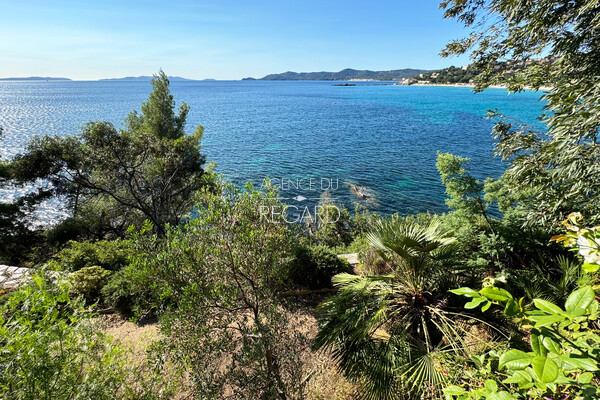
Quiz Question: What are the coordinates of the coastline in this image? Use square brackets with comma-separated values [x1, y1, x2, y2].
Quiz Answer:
[397, 82, 552, 91]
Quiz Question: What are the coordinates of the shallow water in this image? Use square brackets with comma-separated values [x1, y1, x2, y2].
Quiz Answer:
[0, 80, 545, 223]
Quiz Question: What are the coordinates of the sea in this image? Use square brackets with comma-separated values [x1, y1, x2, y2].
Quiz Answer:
[0, 80, 545, 224]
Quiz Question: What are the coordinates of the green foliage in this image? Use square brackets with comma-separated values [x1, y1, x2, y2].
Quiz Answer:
[54, 239, 134, 271]
[446, 220, 600, 399]
[68, 265, 111, 303]
[101, 260, 168, 316]
[8, 70, 208, 237]
[339, 233, 372, 255]
[125, 182, 308, 398]
[366, 216, 458, 289]
[509, 255, 590, 306]
[0, 275, 176, 399]
[315, 218, 474, 399]
[436, 152, 564, 275]
[447, 285, 600, 399]
[0, 194, 45, 265]
[436, 152, 502, 271]
[290, 243, 350, 289]
[419, 64, 480, 84]
[441, 0, 600, 227]
[311, 192, 354, 248]
[350, 204, 378, 236]
[419, 61, 533, 85]
[436, 152, 489, 221]
[0, 125, 47, 264]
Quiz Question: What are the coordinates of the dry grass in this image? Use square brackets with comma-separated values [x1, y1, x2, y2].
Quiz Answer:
[284, 306, 357, 399]
[100, 314, 161, 354]
[303, 349, 356, 400]
[97, 314, 193, 400]
[97, 309, 356, 400]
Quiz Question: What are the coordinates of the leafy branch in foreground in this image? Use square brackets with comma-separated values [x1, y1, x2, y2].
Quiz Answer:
[445, 215, 600, 399]
[0, 275, 178, 399]
[441, 0, 600, 227]
[446, 284, 599, 400]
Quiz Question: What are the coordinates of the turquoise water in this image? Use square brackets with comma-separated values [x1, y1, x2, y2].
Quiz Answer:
[0, 80, 545, 221]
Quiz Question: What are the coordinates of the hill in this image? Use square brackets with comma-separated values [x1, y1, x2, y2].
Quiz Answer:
[244, 68, 431, 81]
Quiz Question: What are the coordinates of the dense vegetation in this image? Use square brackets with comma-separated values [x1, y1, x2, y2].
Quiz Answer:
[1, 0, 600, 399]
[416, 60, 536, 84]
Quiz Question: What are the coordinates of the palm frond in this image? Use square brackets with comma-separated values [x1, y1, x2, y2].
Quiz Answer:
[314, 218, 473, 400]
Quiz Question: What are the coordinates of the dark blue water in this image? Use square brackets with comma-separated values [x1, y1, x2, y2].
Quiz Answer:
[0, 80, 545, 222]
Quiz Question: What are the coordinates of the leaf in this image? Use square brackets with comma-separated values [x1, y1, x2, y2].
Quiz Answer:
[582, 262, 599, 274]
[503, 370, 532, 385]
[480, 286, 513, 303]
[560, 355, 598, 371]
[565, 286, 595, 317]
[533, 299, 563, 315]
[499, 350, 533, 370]
[541, 336, 561, 354]
[484, 379, 498, 392]
[504, 299, 520, 316]
[488, 391, 518, 400]
[578, 372, 594, 384]
[530, 332, 542, 356]
[443, 385, 466, 396]
[450, 287, 480, 298]
[481, 301, 492, 312]
[531, 356, 559, 383]
[587, 299, 598, 315]
[528, 314, 565, 327]
[465, 297, 487, 309]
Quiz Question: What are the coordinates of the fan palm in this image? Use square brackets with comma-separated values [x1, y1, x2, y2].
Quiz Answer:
[515, 255, 593, 304]
[315, 217, 476, 400]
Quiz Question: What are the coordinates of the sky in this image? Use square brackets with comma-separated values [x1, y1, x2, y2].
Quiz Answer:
[0, 0, 473, 80]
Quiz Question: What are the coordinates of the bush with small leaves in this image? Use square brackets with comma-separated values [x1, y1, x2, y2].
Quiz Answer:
[290, 243, 350, 289]
[0, 275, 178, 400]
[101, 261, 169, 316]
[68, 265, 111, 303]
[55, 239, 134, 272]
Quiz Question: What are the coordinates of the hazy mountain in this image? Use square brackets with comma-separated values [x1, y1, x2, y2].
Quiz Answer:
[243, 68, 431, 81]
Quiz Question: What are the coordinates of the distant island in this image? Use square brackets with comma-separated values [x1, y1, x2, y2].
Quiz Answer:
[243, 68, 431, 81]
[0, 77, 72, 81]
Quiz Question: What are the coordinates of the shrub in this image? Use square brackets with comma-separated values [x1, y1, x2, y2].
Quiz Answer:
[338, 233, 371, 254]
[101, 263, 168, 316]
[56, 239, 134, 271]
[445, 216, 600, 399]
[129, 183, 309, 398]
[315, 218, 468, 400]
[290, 243, 350, 289]
[312, 194, 354, 248]
[447, 285, 600, 399]
[0, 275, 177, 399]
[68, 265, 111, 303]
